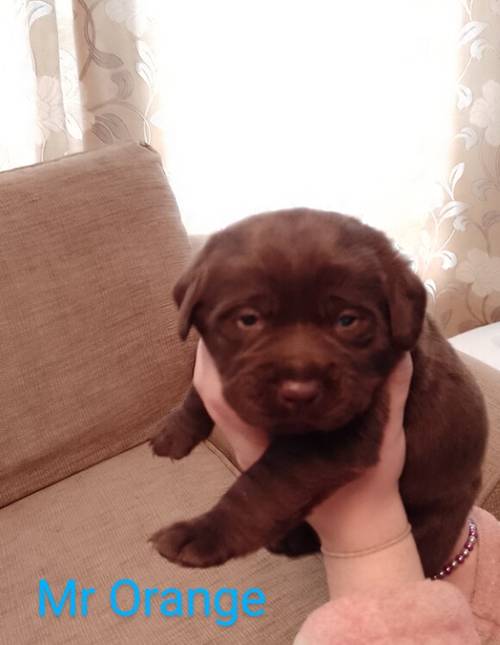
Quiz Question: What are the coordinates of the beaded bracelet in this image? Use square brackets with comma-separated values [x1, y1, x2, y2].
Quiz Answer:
[431, 517, 478, 580]
[320, 517, 478, 579]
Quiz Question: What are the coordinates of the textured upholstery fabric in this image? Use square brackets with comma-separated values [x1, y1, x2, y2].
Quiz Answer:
[0, 143, 195, 508]
[0, 441, 327, 644]
[482, 485, 500, 523]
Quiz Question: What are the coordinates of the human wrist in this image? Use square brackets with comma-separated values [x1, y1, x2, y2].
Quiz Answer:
[315, 492, 408, 554]
[313, 492, 425, 599]
[322, 526, 424, 600]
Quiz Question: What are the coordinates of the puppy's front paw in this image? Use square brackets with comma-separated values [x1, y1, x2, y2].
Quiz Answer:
[150, 515, 233, 567]
[150, 415, 199, 460]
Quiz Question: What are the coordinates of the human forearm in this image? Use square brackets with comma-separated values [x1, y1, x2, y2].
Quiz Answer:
[319, 494, 424, 599]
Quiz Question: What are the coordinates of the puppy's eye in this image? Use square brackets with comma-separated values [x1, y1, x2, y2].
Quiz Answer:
[337, 313, 358, 328]
[236, 309, 262, 330]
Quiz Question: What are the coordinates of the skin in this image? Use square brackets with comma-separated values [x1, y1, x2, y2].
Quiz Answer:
[194, 339, 476, 600]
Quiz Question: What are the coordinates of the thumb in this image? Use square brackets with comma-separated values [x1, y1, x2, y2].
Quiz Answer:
[386, 353, 413, 424]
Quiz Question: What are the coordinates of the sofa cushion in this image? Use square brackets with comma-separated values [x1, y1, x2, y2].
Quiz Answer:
[0, 441, 327, 644]
[0, 143, 194, 508]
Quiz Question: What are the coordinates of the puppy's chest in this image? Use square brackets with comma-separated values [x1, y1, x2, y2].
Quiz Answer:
[269, 418, 384, 466]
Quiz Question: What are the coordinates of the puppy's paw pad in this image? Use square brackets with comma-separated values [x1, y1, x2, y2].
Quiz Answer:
[150, 518, 232, 567]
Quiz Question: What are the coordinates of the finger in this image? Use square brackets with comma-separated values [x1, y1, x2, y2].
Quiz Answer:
[386, 353, 413, 424]
[192, 339, 203, 382]
[195, 339, 209, 377]
[193, 341, 253, 433]
[193, 340, 221, 395]
[387, 352, 413, 399]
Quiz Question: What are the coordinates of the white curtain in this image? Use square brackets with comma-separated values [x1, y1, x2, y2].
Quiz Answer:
[1, 0, 499, 335]
[152, 1, 462, 237]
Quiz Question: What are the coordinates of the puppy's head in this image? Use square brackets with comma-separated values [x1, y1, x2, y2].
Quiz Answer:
[175, 209, 426, 433]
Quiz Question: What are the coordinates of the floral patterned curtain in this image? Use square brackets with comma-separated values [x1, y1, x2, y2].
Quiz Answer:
[0, 0, 165, 169]
[401, 0, 500, 336]
[0, 0, 499, 337]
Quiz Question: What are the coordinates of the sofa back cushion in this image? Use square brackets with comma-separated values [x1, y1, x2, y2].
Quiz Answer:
[0, 143, 194, 508]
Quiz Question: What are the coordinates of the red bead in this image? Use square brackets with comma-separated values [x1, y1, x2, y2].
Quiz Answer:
[430, 520, 479, 581]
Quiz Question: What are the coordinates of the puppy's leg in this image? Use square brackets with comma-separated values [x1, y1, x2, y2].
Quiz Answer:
[150, 386, 213, 460]
[267, 521, 320, 557]
[150, 427, 381, 567]
[408, 494, 477, 578]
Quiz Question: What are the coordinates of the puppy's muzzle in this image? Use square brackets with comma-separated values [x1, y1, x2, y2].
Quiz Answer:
[277, 378, 322, 408]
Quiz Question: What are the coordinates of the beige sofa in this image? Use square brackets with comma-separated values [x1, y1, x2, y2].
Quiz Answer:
[1, 143, 499, 644]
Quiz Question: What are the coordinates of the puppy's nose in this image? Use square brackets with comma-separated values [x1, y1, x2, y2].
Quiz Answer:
[278, 379, 321, 405]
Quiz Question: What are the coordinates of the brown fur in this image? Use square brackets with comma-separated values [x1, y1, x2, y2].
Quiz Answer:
[150, 208, 488, 576]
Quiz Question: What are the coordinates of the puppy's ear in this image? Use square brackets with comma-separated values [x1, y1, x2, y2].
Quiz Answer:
[386, 256, 427, 350]
[173, 261, 206, 340]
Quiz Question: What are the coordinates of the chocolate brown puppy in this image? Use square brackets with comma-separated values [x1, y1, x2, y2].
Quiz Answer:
[150, 208, 488, 576]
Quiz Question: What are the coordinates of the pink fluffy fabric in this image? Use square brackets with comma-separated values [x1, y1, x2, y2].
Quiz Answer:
[467, 506, 500, 643]
[295, 506, 500, 644]
[294, 580, 479, 644]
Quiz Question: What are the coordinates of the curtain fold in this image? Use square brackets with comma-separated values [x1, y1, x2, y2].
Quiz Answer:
[414, 0, 500, 334]
[0, 0, 165, 166]
[1, 0, 499, 336]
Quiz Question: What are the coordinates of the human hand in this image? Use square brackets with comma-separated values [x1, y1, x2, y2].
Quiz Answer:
[307, 352, 413, 553]
[308, 355, 422, 598]
[194, 340, 421, 594]
[193, 339, 412, 552]
[192, 339, 269, 470]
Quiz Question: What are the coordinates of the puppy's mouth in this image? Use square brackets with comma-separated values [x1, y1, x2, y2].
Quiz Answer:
[222, 376, 367, 434]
